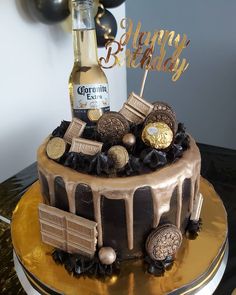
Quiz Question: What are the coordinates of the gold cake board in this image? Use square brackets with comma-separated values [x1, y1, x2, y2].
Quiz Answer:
[11, 178, 228, 295]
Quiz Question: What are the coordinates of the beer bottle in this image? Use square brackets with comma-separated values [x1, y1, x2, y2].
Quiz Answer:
[69, 0, 110, 128]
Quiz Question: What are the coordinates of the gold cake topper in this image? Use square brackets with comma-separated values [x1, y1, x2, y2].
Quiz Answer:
[99, 18, 190, 81]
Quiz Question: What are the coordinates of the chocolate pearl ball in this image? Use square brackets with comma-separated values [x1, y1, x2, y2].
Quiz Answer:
[122, 133, 136, 148]
[98, 247, 116, 265]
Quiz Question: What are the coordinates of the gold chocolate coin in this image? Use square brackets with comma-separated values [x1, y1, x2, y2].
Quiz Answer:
[87, 109, 103, 122]
[46, 137, 66, 160]
[108, 145, 129, 169]
[142, 122, 173, 149]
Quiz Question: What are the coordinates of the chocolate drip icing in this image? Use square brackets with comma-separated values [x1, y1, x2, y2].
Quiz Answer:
[37, 136, 201, 252]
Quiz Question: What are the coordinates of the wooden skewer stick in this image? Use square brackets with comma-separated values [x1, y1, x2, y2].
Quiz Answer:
[140, 68, 149, 98]
[139, 50, 153, 97]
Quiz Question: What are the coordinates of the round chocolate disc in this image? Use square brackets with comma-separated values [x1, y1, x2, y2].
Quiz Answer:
[97, 112, 130, 143]
[152, 101, 176, 118]
[145, 110, 177, 134]
[146, 224, 182, 261]
[46, 137, 66, 160]
[108, 145, 129, 169]
[141, 122, 173, 149]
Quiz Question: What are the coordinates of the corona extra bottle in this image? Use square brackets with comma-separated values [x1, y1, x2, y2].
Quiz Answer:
[69, 0, 110, 128]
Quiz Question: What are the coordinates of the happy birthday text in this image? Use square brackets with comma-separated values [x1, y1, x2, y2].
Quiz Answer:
[99, 18, 190, 81]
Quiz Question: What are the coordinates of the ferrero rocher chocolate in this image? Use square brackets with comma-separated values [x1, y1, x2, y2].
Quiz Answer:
[122, 133, 136, 148]
[108, 145, 129, 169]
[97, 112, 130, 143]
[46, 137, 66, 160]
[142, 122, 173, 149]
[98, 247, 116, 265]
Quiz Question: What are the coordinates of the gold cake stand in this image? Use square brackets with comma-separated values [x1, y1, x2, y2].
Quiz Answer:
[11, 178, 228, 295]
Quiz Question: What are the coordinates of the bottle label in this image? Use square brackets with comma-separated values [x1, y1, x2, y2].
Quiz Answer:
[73, 83, 109, 110]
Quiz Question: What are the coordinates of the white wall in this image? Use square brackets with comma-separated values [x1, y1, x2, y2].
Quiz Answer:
[0, 1, 126, 182]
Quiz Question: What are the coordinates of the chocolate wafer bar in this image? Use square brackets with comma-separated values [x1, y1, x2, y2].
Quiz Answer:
[119, 103, 145, 124]
[127, 92, 153, 117]
[63, 118, 86, 144]
[69, 138, 103, 155]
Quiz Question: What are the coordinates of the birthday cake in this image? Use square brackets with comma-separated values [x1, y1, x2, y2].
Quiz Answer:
[36, 93, 202, 276]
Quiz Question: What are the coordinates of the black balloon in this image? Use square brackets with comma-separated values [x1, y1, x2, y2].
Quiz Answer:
[95, 8, 117, 47]
[100, 0, 126, 8]
[27, 0, 70, 24]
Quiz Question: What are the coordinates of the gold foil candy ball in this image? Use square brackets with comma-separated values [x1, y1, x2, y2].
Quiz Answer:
[141, 122, 173, 150]
[108, 145, 129, 169]
[98, 247, 116, 265]
[122, 133, 136, 148]
[146, 224, 182, 261]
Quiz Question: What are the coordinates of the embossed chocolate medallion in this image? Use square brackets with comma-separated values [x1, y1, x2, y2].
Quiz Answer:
[142, 122, 173, 149]
[145, 110, 177, 134]
[97, 112, 130, 143]
[146, 224, 182, 261]
[152, 101, 176, 118]
[108, 145, 129, 169]
[46, 137, 66, 160]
